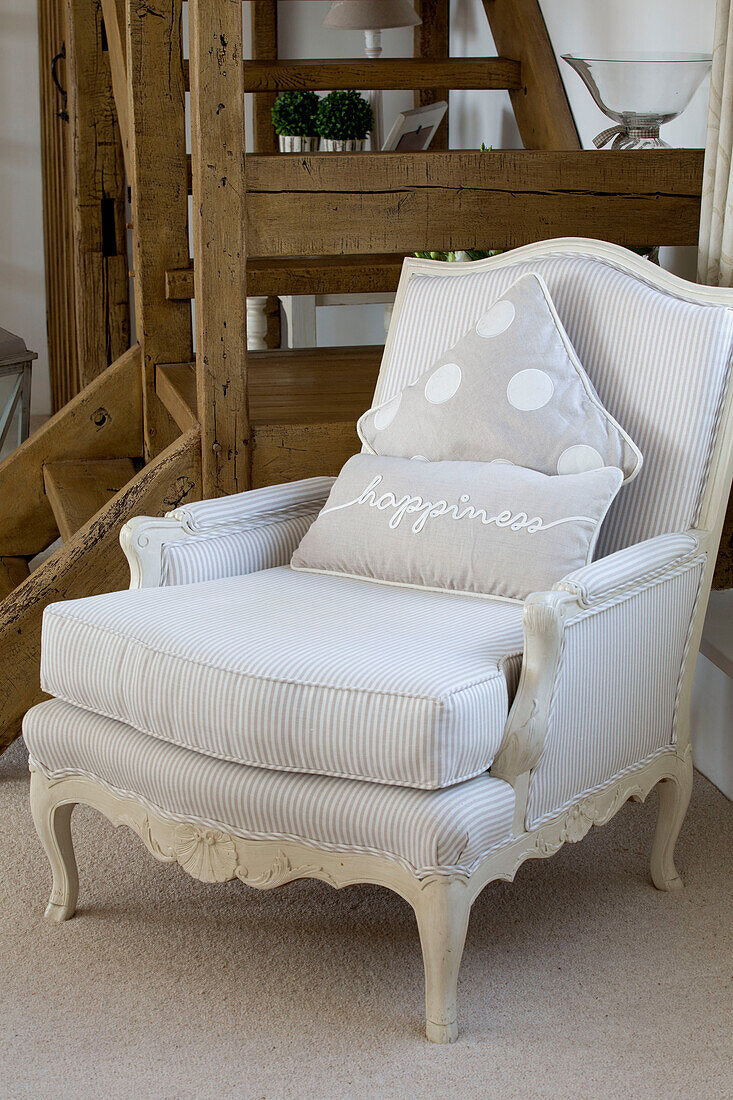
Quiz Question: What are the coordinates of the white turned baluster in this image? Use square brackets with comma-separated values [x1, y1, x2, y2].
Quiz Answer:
[246, 296, 268, 351]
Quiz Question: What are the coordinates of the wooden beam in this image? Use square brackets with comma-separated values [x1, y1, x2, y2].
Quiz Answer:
[414, 0, 450, 150]
[189, 0, 249, 497]
[242, 150, 703, 255]
[127, 0, 192, 460]
[181, 56, 520, 93]
[37, 0, 80, 410]
[66, 0, 130, 386]
[250, 0, 278, 154]
[0, 345, 143, 558]
[249, 2, 280, 350]
[481, 0, 581, 149]
[99, 0, 130, 175]
[166, 254, 406, 300]
[157, 345, 382, 433]
[43, 457, 138, 541]
[0, 429, 201, 755]
[236, 57, 521, 92]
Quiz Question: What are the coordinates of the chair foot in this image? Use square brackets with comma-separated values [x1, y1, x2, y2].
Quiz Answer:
[30, 770, 79, 921]
[650, 761, 692, 892]
[413, 877, 471, 1044]
[425, 1019, 459, 1044]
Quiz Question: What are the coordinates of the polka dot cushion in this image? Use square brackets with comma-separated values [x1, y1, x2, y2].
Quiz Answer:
[358, 272, 642, 482]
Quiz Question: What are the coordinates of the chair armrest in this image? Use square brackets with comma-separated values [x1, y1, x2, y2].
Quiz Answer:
[491, 532, 707, 826]
[167, 476, 335, 532]
[554, 532, 701, 607]
[120, 477, 334, 589]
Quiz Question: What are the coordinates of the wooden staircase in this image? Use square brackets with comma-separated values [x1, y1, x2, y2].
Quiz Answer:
[3, 0, 704, 756]
[43, 458, 139, 542]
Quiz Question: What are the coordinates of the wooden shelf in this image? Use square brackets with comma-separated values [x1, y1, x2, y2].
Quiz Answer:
[166, 254, 406, 301]
[181, 57, 522, 92]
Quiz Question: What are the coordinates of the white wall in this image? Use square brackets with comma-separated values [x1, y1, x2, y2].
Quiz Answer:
[0, 2, 51, 415]
[0, 0, 719, 407]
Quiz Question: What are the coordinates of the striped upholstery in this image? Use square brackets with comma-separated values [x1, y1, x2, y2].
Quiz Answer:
[526, 551, 705, 828]
[41, 567, 524, 790]
[161, 514, 318, 587]
[379, 254, 733, 557]
[160, 477, 335, 588]
[557, 532, 700, 606]
[168, 477, 335, 531]
[23, 699, 517, 878]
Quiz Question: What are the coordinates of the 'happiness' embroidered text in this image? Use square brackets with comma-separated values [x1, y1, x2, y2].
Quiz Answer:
[321, 475, 597, 535]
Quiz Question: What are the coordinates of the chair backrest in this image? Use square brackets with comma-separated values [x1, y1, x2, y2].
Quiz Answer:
[377, 239, 733, 557]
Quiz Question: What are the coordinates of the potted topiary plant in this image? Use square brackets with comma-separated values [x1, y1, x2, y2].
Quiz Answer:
[315, 90, 374, 151]
[271, 90, 319, 152]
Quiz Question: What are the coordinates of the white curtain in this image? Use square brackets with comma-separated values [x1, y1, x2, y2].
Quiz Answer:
[698, 0, 733, 286]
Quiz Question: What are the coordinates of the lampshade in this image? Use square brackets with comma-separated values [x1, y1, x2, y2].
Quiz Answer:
[323, 1, 421, 31]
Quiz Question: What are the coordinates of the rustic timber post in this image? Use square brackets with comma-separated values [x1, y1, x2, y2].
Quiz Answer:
[414, 0, 449, 150]
[126, 0, 192, 460]
[250, 0, 281, 350]
[37, 0, 79, 410]
[189, 0, 250, 498]
[64, 0, 130, 387]
[250, 0, 279, 155]
[481, 0, 581, 149]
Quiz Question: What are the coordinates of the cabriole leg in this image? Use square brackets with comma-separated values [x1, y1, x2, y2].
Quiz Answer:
[30, 770, 79, 921]
[650, 759, 693, 892]
[413, 876, 471, 1043]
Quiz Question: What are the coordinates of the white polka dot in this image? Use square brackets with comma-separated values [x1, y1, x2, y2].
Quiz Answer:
[506, 369, 554, 411]
[373, 394, 402, 431]
[489, 458, 514, 466]
[411, 454, 429, 461]
[476, 300, 515, 338]
[557, 445, 605, 475]
[425, 362, 462, 404]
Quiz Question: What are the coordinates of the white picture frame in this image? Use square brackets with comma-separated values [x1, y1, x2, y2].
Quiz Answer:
[381, 101, 448, 152]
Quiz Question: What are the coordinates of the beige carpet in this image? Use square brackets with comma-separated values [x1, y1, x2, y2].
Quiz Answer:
[1, 736, 731, 1100]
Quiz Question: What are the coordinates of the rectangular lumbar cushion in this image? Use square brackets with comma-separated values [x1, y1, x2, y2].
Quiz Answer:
[291, 454, 624, 602]
[358, 272, 642, 482]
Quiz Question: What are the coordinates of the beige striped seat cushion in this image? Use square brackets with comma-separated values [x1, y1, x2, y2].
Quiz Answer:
[23, 699, 517, 878]
[40, 567, 524, 790]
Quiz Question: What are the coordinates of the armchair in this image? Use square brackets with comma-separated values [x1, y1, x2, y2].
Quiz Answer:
[24, 240, 733, 1043]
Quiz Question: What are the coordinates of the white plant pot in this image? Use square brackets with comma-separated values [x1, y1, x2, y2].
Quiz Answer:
[278, 135, 317, 153]
[320, 139, 366, 152]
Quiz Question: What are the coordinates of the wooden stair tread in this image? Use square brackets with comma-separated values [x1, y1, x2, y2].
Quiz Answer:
[0, 345, 143, 558]
[0, 432, 199, 754]
[0, 557, 29, 602]
[157, 346, 382, 432]
[43, 458, 139, 542]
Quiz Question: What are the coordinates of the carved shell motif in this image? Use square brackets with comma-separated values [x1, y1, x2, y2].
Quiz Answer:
[562, 800, 596, 844]
[172, 824, 239, 882]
